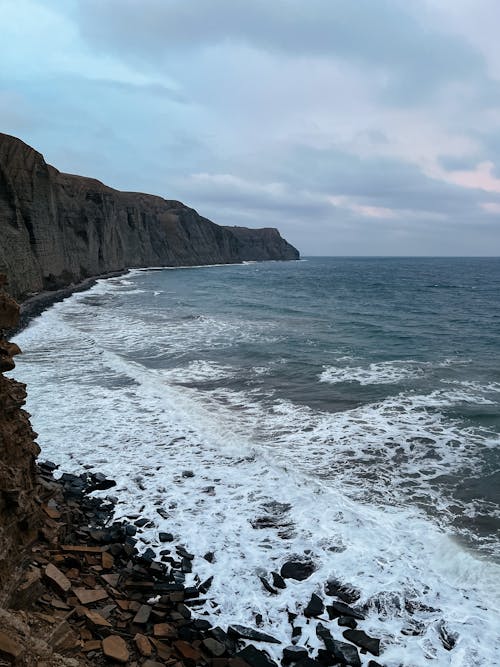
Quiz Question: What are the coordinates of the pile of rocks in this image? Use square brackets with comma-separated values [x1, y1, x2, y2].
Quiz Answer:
[0, 461, 385, 667]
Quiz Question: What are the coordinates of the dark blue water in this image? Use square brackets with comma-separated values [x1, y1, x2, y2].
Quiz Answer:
[14, 257, 500, 665]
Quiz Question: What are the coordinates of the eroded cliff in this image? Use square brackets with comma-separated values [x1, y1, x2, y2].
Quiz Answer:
[0, 134, 299, 301]
[0, 275, 40, 602]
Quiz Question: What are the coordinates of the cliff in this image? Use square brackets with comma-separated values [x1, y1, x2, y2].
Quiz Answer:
[0, 133, 299, 301]
[0, 276, 40, 603]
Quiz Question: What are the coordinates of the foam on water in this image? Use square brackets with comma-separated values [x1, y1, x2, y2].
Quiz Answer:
[13, 272, 500, 667]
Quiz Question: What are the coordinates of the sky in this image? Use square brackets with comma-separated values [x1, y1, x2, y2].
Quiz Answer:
[2, 1, 500, 255]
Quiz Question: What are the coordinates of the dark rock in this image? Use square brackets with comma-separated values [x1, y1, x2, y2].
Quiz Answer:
[228, 625, 281, 644]
[182, 470, 195, 478]
[280, 560, 315, 581]
[199, 576, 213, 594]
[134, 517, 150, 528]
[204, 551, 215, 562]
[272, 572, 286, 589]
[260, 576, 278, 595]
[343, 629, 380, 656]
[368, 662, 385, 667]
[337, 616, 357, 629]
[125, 524, 137, 536]
[324, 579, 360, 604]
[304, 593, 324, 618]
[176, 546, 195, 560]
[181, 557, 193, 573]
[292, 627, 302, 639]
[159, 532, 174, 543]
[192, 619, 211, 632]
[255, 613, 263, 627]
[438, 622, 457, 651]
[295, 659, 322, 667]
[316, 624, 360, 667]
[283, 645, 308, 664]
[203, 638, 226, 657]
[316, 649, 335, 666]
[236, 645, 278, 667]
[327, 601, 365, 620]
[184, 586, 199, 599]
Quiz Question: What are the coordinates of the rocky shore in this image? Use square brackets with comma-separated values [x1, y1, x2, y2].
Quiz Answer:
[0, 273, 385, 666]
[1, 461, 384, 667]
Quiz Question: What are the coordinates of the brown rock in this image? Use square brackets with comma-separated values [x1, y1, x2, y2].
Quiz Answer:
[0, 631, 23, 662]
[61, 544, 104, 553]
[175, 640, 203, 665]
[83, 640, 102, 652]
[102, 573, 120, 588]
[44, 563, 71, 594]
[73, 587, 108, 605]
[102, 635, 130, 663]
[102, 551, 114, 569]
[142, 662, 165, 667]
[84, 609, 112, 627]
[153, 622, 176, 638]
[150, 638, 172, 661]
[134, 633, 152, 657]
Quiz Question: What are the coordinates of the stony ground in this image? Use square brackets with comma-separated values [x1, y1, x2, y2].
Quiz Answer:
[0, 462, 384, 667]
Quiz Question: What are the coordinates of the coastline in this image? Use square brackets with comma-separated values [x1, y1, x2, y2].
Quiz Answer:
[12, 270, 129, 335]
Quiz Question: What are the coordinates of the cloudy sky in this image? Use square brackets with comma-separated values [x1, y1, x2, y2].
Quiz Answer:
[2, 0, 500, 255]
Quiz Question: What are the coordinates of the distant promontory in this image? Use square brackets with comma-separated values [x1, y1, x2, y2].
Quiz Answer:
[0, 133, 299, 301]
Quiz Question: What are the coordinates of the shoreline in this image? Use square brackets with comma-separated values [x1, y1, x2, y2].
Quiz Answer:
[13, 270, 129, 335]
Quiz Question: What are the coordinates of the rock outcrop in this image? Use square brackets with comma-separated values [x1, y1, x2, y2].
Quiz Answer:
[0, 133, 299, 301]
[0, 275, 40, 603]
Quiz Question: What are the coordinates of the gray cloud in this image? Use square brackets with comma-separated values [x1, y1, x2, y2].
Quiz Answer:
[1, 0, 500, 255]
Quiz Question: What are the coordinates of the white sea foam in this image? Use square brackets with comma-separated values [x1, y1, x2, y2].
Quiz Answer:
[320, 360, 425, 385]
[12, 278, 500, 667]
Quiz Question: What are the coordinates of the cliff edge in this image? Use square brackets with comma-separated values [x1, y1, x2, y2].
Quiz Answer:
[0, 133, 299, 301]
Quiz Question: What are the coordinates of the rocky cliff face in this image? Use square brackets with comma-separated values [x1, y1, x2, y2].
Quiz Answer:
[0, 133, 299, 301]
[0, 275, 40, 601]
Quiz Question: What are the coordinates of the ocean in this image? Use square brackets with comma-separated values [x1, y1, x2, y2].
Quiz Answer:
[14, 257, 500, 666]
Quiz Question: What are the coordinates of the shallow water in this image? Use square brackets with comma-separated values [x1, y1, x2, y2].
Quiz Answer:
[14, 257, 500, 666]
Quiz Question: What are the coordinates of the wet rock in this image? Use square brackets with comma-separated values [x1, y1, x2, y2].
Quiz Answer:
[368, 662, 384, 667]
[327, 601, 364, 620]
[328, 640, 360, 667]
[324, 579, 360, 604]
[272, 572, 286, 589]
[295, 659, 322, 667]
[102, 635, 129, 663]
[228, 624, 281, 644]
[283, 645, 308, 664]
[280, 560, 315, 581]
[125, 524, 137, 536]
[260, 576, 278, 595]
[203, 638, 227, 656]
[159, 532, 174, 543]
[199, 575, 214, 593]
[304, 593, 324, 618]
[204, 551, 215, 562]
[438, 622, 458, 651]
[316, 649, 335, 666]
[236, 645, 278, 667]
[182, 470, 195, 478]
[343, 629, 380, 656]
[337, 616, 357, 629]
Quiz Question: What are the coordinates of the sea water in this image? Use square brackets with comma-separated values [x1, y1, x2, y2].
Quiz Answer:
[13, 257, 500, 665]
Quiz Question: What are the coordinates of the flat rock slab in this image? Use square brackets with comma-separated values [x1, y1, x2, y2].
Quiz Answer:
[102, 635, 129, 663]
[174, 639, 203, 665]
[44, 563, 71, 594]
[153, 622, 176, 638]
[61, 544, 104, 553]
[283, 645, 308, 664]
[228, 624, 281, 644]
[73, 587, 108, 605]
[133, 604, 152, 625]
[329, 639, 361, 667]
[202, 638, 226, 656]
[304, 593, 324, 618]
[343, 629, 381, 656]
[134, 633, 152, 657]
[84, 609, 112, 627]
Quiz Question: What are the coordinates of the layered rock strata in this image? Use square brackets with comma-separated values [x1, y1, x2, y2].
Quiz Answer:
[0, 133, 299, 301]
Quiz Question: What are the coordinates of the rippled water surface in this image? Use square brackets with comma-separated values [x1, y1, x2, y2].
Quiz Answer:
[14, 257, 500, 666]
